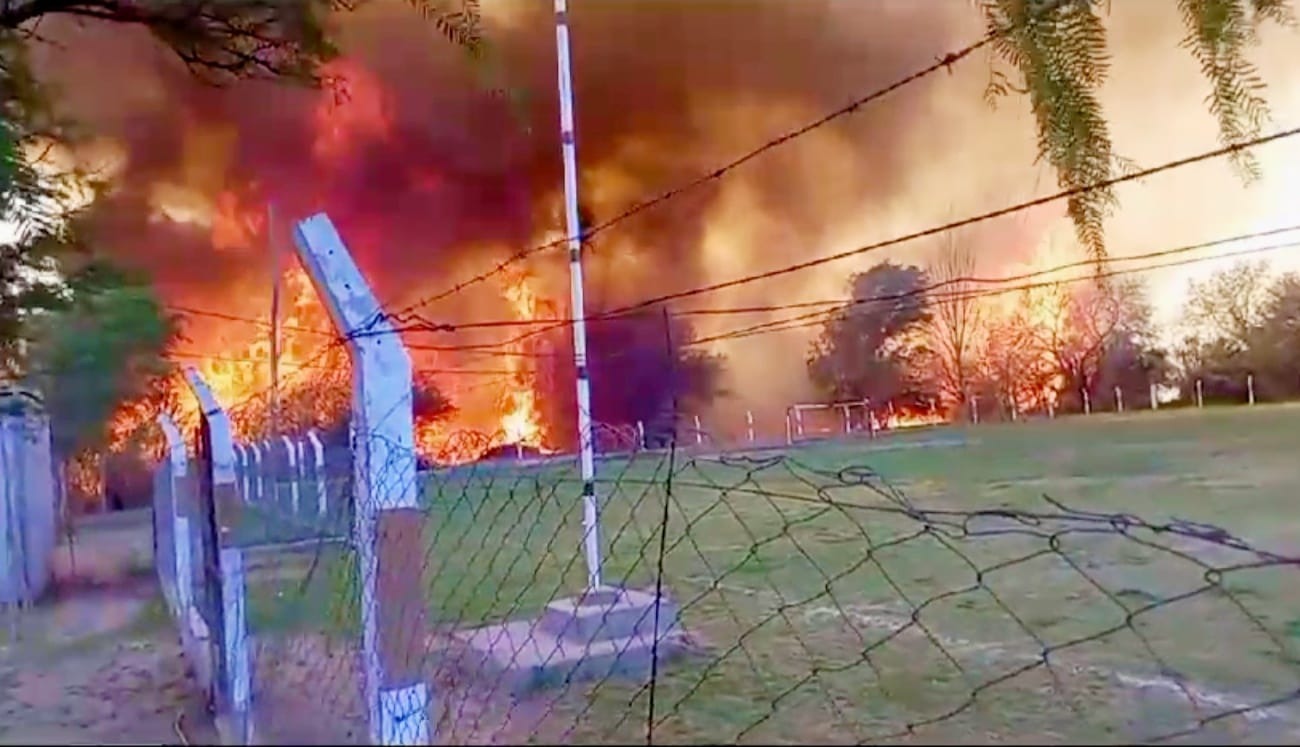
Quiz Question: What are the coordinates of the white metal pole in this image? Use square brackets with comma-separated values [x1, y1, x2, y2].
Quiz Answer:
[554, 0, 601, 592]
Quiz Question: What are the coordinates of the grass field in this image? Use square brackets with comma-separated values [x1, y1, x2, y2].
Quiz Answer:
[243, 404, 1300, 744]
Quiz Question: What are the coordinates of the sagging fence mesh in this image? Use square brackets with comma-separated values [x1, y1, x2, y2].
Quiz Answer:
[154, 425, 1300, 745]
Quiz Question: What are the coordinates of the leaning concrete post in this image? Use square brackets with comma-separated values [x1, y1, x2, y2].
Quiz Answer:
[182, 369, 251, 744]
[294, 213, 428, 745]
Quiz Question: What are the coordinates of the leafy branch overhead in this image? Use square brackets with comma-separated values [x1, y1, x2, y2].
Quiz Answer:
[980, 0, 1293, 262]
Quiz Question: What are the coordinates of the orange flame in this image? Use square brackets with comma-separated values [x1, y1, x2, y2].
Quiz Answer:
[498, 272, 548, 448]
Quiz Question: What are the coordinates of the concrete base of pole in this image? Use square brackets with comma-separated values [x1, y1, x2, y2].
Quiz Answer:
[453, 587, 684, 696]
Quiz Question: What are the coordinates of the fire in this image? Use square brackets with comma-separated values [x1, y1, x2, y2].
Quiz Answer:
[314, 60, 391, 165]
[497, 271, 549, 448]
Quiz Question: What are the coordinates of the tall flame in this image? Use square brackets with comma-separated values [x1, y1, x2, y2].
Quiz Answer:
[498, 271, 548, 448]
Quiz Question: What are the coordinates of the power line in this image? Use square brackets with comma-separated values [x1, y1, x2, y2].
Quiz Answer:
[388, 0, 1078, 320]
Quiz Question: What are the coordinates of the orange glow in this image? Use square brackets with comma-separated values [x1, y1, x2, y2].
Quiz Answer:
[497, 271, 548, 448]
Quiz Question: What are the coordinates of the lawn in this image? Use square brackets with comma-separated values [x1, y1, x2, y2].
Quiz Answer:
[242, 404, 1300, 744]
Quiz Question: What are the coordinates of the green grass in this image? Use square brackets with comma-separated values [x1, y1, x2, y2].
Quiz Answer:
[244, 404, 1300, 744]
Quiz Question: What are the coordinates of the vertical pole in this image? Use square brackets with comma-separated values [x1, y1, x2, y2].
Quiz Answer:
[307, 431, 326, 519]
[1150, 382, 1158, 410]
[281, 435, 299, 514]
[784, 411, 793, 445]
[261, 440, 275, 507]
[295, 214, 429, 745]
[795, 407, 805, 437]
[746, 409, 755, 443]
[970, 395, 980, 425]
[1048, 398, 1056, 419]
[248, 444, 261, 502]
[219, 546, 250, 741]
[554, 0, 601, 592]
[1247, 374, 1256, 405]
[840, 404, 851, 435]
[1082, 389, 1091, 415]
[636, 420, 645, 450]
[269, 203, 283, 445]
[1196, 379, 1204, 409]
[1115, 386, 1123, 413]
[693, 414, 703, 445]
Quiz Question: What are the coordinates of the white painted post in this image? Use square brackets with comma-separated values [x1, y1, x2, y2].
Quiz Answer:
[294, 213, 428, 745]
[307, 430, 326, 519]
[693, 414, 703, 445]
[261, 439, 275, 507]
[970, 395, 980, 425]
[181, 369, 249, 744]
[784, 411, 793, 445]
[840, 404, 851, 435]
[1150, 383, 1159, 410]
[635, 420, 645, 450]
[220, 546, 250, 737]
[1115, 386, 1124, 413]
[746, 409, 755, 443]
[281, 435, 299, 514]
[795, 407, 805, 437]
[1196, 378, 1204, 408]
[1082, 389, 1091, 415]
[1048, 399, 1056, 419]
[1248, 373, 1256, 405]
[232, 444, 248, 502]
[248, 444, 261, 502]
[158, 414, 189, 616]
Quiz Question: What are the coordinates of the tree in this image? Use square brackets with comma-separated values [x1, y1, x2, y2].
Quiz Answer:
[924, 233, 985, 413]
[807, 262, 932, 410]
[981, 0, 1293, 261]
[1180, 260, 1273, 356]
[23, 259, 177, 459]
[539, 311, 728, 450]
[1034, 276, 1155, 410]
[979, 293, 1059, 418]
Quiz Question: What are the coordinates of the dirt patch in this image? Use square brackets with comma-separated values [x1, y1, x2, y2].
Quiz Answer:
[251, 632, 559, 745]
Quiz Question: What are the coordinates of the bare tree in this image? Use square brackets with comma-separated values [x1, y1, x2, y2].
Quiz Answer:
[1035, 277, 1152, 410]
[980, 292, 1057, 417]
[1179, 260, 1274, 356]
[924, 232, 985, 415]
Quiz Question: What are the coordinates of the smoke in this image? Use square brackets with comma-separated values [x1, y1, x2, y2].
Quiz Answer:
[26, 1, 1300, 428]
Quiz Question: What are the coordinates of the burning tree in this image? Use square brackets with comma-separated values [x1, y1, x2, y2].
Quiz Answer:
[807, 262, 934, 414]
[924, 232, 985, 418]
[538, 310, 727, 451]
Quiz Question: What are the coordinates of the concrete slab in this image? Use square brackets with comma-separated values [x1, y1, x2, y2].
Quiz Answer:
[453, 587, 683, 695]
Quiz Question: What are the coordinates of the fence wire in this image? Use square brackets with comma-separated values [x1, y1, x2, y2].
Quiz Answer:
[231, 429, 1300, 745]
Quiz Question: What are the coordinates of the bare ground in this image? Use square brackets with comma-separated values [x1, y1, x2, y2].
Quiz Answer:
[0, 510, 218, 746]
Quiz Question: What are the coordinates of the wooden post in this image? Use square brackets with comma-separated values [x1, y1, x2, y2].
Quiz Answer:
[1247, 374, 1256, 405]
[295, 213, 428, 744]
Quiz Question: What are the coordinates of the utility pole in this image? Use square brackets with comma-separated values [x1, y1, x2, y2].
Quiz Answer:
[268, 203, 283, 441]
[554, 0, 602, 591]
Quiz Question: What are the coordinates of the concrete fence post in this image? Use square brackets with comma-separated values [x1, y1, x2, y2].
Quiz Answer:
[307, 430, 326, 519]
[1115, 386, 1124, 413]
[281, 435, 300, 514]
[248, 443, 261, 502]
[157, 415, 189, 616]
[635, 421, 645, 451]
[693, 414, 703, 446]
[181, 369, 250, 743]
[1196, 379, 1204, 409]
[232, 444, 246, 503]
[260, 440, 275, 508]
[295, 213, 429, 745]
[1150, 383, 1159, 410]
[746, 409, 755, 443]
[1247, 373, 1256, 405]
[1082, 389, 1091, 415]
